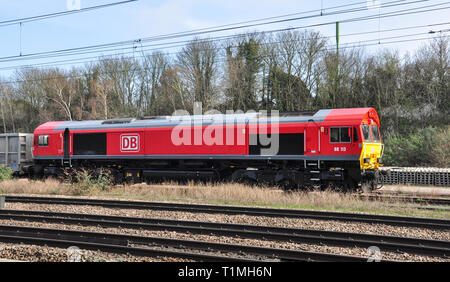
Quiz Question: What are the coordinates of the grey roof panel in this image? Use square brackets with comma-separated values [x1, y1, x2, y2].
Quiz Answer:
[52, 111, 331, 131]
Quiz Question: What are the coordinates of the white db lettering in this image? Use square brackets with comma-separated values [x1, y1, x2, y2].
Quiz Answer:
[121, 134, 140, 152]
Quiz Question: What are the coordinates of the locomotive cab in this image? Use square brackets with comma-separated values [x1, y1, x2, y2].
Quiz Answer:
[358, 111, 384, 192]
[359, 121, 384, 171]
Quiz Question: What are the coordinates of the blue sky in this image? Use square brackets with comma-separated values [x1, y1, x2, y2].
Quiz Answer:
[0, 0, 449, 78]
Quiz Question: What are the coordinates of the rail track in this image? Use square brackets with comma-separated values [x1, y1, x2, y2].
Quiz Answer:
[4, 195, 450, 229]
[0, 209, 448, 258]
[0, 224, 373, 262]
[0, 230, 244, 262]
[361, 194, 450, 206]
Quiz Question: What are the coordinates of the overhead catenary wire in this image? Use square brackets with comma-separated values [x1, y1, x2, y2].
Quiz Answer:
[1, 18, 449, 72]
[0, 0, 139, 27]
[0, 0, 448, 83]
[324, 32, 450, 51]
[0, 0, 430, 63]
[1, 26, 449, 80]
[124, 0, 412, 43]
[1, 31, 448, 86]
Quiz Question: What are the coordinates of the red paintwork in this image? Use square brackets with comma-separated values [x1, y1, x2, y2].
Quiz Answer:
[325, 108, 380, 125]
[33, 108, 381, 158]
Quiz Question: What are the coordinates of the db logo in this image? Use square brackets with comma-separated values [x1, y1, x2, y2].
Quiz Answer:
[120, 134, 140, 152]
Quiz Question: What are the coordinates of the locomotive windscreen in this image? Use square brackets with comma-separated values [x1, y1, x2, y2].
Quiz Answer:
[73, 133, 107, 155]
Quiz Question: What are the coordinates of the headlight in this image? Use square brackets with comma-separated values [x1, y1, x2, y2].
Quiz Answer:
[377, 158, 383, 164]
[364, 158, 370, 163]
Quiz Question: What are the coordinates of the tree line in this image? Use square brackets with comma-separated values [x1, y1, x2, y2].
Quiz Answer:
[0, 30, 448, 167]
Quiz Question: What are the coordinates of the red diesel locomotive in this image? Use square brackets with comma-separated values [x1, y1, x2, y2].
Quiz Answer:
[32, 107, 384, 191]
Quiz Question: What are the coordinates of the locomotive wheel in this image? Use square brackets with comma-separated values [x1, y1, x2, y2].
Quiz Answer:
[361, 180, 375, 193]
[344, 179, 358, 192]
[231, 169, 257, 187]
[279, 179, 299, 190]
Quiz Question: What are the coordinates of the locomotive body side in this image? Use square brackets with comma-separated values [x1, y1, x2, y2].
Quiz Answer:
[32, 107, 383, 191]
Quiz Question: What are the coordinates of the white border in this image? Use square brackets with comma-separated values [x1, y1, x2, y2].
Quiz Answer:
[120, 134, 140, 152]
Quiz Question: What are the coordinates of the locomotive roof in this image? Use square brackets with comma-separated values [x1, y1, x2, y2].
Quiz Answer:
[36, 107, 378, 132]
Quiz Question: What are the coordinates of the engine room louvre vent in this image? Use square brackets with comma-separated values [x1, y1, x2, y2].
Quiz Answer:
[278, 110, 317, 117]
[257, 110, 318, 118]
[101, 118, 135, 125]
[139, 116, 168, 120]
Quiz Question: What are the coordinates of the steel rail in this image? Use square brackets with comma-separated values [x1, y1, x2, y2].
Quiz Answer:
[5, 195, 450, 230]
[0, 209, 448, 257]
[0, 224, 370, 262]
[0, 234, 249, 262]
[0, 235, 251, 262]
[360, 195, 450, 206]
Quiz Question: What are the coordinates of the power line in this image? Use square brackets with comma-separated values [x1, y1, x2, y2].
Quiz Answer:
[1, 31, 448, 86]
[145, 0, 374, 37]
[113, 0, 424, 46]
[0, 1, 449, 70]
[0, 0, 138, 27]
[326, 32, 449, 51]
[0, 0, 428, 63]
[2, 20, 450, 72]
[0, 0, 447, 81]
[128, 0, 410, 43]
[337, 28, 450, 47]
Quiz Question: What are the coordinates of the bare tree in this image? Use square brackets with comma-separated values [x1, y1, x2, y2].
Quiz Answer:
[0, 83, 8, 132]
[157, 66, 187, 114]
[177, 38, 218, 110]
[99, 57, 139, 116]
[139, 51, 169, 116]
[46, 69, 74, 121]
[0, 82, 17, 132]
[296, 30, 327, 97]
[224, 34, 263, 111]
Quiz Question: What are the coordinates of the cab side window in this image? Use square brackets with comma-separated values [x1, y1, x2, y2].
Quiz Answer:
[38, 135, 49, 147]
[353, 127, 359, 142]
[330, 127, 351, 143]
[340, 128, 351, 142]
[330, 128, 340, 142]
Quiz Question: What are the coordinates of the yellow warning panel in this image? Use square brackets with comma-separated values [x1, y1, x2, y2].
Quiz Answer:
[360, 142, 384, 170]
